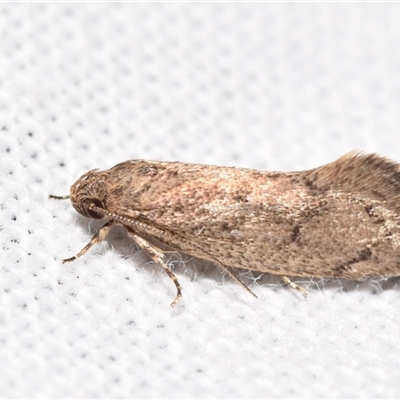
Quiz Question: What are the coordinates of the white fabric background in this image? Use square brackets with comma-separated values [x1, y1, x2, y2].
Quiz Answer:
[1, 3, 400, 398]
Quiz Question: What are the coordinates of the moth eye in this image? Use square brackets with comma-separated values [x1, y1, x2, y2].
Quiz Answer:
[86, 198, 105, 219]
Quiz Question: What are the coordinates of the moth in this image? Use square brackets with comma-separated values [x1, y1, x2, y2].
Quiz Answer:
[50, 151, 400, 306]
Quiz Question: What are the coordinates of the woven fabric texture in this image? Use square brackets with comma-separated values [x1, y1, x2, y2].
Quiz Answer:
[1, 3, 400, 398]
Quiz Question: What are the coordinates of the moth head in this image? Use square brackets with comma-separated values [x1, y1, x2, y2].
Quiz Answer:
[69, 169, 108, 219]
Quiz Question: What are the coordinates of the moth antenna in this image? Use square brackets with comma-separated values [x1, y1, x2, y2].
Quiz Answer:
[49, 194, 70, 200]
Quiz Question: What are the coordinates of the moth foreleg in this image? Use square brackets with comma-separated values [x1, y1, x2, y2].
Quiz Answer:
[62, 220, 115, 263]
[125, 227, 182, 307]
[281, 276, 307, 296]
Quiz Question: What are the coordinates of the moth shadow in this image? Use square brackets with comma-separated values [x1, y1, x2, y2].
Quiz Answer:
[71, 216, 400, 296]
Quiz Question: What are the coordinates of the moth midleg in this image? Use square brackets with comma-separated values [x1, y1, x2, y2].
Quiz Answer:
[112, 215, 257, 300]
[281, 276, 307, 295]
[62, 220, 115, 263]
[125, 227, 182, 307]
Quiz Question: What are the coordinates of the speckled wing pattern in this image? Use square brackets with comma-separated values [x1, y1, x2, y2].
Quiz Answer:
[70, 152, 400, 281]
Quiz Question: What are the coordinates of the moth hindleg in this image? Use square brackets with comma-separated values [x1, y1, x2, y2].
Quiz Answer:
[281, 276, 307, 295]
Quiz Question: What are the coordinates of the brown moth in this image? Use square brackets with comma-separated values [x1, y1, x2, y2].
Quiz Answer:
[50, 151, 400, 306]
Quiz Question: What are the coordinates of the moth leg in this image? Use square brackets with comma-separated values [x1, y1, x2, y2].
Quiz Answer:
[125, 227, 182, 308]
[281, 276, 307, 296]
[62, 220, 115, 263]
[112, 217, 257, 300]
